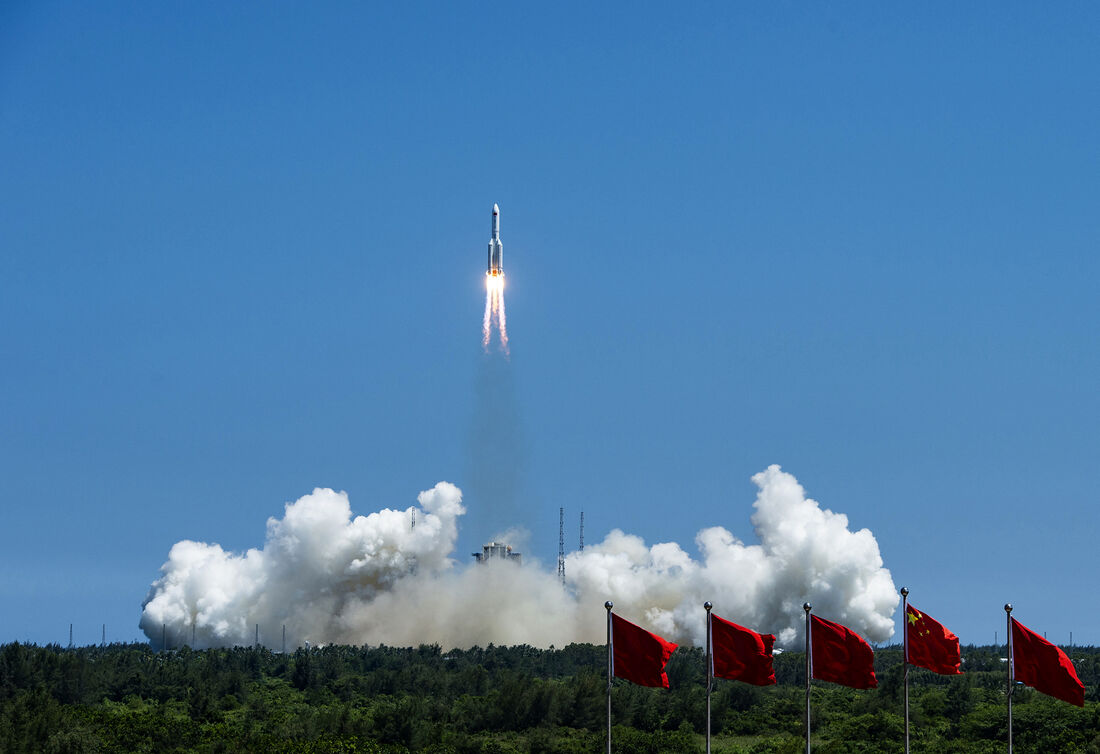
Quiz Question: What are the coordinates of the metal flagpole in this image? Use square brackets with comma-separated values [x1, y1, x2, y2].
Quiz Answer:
[705, 601, 713, 754]
[605, 601, 614, 754]
[804, 602, 812, 754]
[901, 587, 910, 754]
[1005, 603, 1013, 754]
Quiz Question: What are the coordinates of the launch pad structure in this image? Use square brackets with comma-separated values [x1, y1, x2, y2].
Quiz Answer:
[470, 508, 585, 575]
[472, 542, 522, 565]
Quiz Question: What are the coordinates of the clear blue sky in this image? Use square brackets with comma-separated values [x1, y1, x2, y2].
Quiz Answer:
[1, 2, 1097, 647]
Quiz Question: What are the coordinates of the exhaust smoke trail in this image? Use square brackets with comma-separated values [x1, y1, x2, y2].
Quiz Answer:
[140, 466, 897, 651]
[469, 321, 525, 551]
[495, 281, 508, 352]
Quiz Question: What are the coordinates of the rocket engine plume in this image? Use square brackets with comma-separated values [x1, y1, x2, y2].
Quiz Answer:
[140, 466, 897, 651]
[482, 274, 509, 355]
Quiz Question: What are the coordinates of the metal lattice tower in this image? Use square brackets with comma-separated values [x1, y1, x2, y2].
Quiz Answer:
[579, 511, 584, 551]
[557, 507, 565, 585]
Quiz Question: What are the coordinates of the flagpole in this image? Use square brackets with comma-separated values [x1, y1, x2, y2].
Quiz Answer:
[704, 601, 713, 754]
[804, 602, 812, 754]
[605, 600, 613, 754]
[1005, 603, 1013, 754]
[901, 587, 909, 754]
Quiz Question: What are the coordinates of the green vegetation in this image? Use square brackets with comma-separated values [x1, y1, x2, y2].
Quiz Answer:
[2, 641, 1099, 752]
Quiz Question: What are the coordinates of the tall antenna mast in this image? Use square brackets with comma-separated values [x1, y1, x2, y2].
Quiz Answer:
[579, 511, 584, 551]
[558, 507, 565, 585]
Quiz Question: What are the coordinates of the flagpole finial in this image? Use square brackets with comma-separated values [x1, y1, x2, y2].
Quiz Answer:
[803, 603, 812, 613]
[900, 587, 908, 597]
[605, 601, 613, 611]
[1004, 603, 1012, 614]
[704, 601, 712, 611]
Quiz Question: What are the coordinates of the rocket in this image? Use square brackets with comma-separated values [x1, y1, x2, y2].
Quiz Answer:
[487, 203, 503, 277]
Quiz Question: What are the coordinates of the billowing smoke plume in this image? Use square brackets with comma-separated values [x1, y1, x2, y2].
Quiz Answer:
[139, 483, 471, 649]
[568, 465, 898, 646]
[140, 466, 897, 650]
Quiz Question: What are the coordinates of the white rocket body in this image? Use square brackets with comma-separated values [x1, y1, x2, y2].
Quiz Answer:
[487, 204, 503, 277]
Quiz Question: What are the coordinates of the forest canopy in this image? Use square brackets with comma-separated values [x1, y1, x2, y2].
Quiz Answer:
[2, 641, 1099, 753]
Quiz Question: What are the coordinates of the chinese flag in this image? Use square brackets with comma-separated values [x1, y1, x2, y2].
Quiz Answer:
[711, 613, 776, 686]
[612, 613, 678, 688]
[810, 614, 877, 689]
[906, 604, 962, 675]
[1011, 618, 1084, 706]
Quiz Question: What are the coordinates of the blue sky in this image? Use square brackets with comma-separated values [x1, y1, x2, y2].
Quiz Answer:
[1, 2, 1097, 646]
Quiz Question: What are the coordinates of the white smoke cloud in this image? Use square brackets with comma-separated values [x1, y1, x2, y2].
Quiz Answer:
[568, 465, 898, 646]
[140, 483, 468, 648]
[140, 466, 897, 650]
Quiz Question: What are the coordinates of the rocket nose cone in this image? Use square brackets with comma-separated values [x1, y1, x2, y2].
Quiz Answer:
[493, 203, 499, 214]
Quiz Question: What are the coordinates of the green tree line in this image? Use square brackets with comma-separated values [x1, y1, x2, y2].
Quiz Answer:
[2, 641, 1099, 753]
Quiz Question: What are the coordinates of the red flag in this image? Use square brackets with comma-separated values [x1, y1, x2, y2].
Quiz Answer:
[810, 614, 877, 689]
[711, 613, 776, 686]
[906, 604, 962, 675]
[1011, 618, 1084, 707]
[611, 613, 678, 688]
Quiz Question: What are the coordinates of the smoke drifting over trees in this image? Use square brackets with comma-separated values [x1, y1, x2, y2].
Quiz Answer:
[140, 466, 897, 650]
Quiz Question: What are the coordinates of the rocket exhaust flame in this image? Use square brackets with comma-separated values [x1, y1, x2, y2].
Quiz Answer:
[483, 274, 509, 355]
